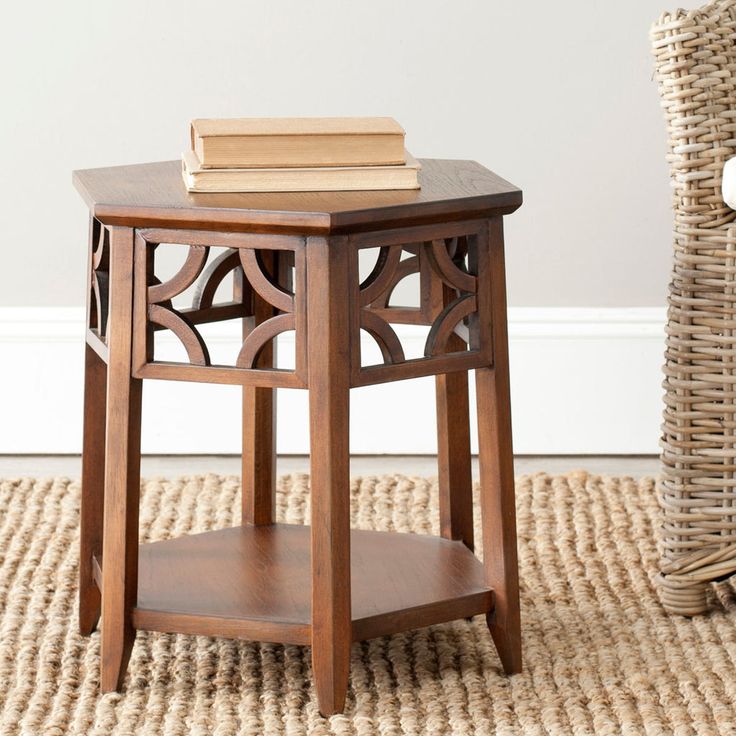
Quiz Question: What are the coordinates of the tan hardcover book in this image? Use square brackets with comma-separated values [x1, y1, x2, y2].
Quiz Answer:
[181, 150, 420, 192]
[190, 117, 406, 169]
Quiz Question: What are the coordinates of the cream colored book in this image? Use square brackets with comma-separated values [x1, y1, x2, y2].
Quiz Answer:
[181, 150, 421, 192]
[190, 116, 406, 169]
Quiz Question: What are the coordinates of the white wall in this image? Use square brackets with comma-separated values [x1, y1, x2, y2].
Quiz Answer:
[2, 0, 687, 308]
[0, 307, 665, 455]
[1, 0, 694, 454]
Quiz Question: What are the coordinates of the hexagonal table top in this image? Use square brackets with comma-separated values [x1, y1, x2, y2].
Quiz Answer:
[73, 158, 522, 234]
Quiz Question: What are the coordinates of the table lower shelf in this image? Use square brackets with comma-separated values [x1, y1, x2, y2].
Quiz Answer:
[92, 524, 493, 646]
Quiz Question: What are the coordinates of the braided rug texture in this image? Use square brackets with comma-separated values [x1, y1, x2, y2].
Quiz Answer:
[1, 473, 736, 735]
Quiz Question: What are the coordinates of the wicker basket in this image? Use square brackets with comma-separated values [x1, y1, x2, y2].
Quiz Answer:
[652, 0, 736, 614]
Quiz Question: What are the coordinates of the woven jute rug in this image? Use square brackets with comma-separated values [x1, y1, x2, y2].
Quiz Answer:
[2, 473, 736, 735]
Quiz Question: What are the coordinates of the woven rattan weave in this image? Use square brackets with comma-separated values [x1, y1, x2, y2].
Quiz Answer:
[652, 0, 736, 614]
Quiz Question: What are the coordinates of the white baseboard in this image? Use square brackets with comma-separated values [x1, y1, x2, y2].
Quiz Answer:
[0, 307, 665, 455]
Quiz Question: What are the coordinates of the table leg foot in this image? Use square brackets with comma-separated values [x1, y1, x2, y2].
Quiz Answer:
[312, 645, 350, 716]
[486, 608, 522, 674]
[79, 592, 102, 637]
[101, 627, 136, 692]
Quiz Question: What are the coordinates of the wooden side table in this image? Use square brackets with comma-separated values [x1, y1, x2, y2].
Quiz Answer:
[73, 158, 523, 716]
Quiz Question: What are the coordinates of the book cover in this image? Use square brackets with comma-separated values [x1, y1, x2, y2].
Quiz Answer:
[190, 116, 406, 169]
[181, 149, 421, 193]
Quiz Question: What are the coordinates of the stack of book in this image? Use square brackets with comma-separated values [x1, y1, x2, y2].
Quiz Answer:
[181, 117, 420, 193]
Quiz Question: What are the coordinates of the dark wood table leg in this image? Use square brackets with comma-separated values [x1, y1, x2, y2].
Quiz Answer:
[79, 343, 106, 635]
[307, 237, 352, 716]
[100, 226, 143, 692]
[242, 262, 277, 526]
[435, 337, 474, 551]
[433, 239, 474, 551]
[475, 217, 521, 674]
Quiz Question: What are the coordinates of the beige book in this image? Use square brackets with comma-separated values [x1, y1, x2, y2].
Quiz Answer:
[190, 116, 406, 169]
[181, 150, 420, 193]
